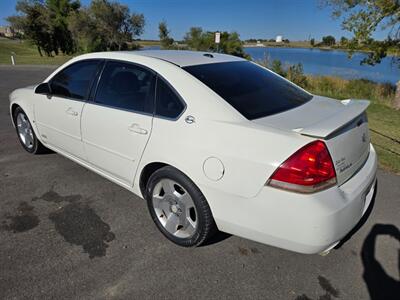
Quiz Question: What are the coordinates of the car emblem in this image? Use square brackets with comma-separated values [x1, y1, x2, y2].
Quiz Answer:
[185, 115, 195, 124]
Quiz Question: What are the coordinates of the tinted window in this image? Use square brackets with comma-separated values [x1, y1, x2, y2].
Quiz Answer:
[50, 60, 100, 100]
[155, 78, 185, 119]
[183, 61, 313, 120]
[95, 61, 155, 113]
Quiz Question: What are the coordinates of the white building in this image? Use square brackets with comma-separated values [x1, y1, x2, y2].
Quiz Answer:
[276, 35, 283, 43]
[0, 26, 23, 38]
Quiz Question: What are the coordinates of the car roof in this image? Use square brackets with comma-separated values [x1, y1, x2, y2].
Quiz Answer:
[124, 50, 245, 67]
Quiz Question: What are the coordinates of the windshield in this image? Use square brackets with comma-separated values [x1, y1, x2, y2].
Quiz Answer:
[183, 61, 313, 120]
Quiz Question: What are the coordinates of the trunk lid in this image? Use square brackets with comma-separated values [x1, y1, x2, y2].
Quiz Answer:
[254, 95, 371, 185]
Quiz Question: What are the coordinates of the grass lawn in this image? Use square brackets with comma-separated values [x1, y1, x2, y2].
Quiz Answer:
[0, 38, 73, 65]
[367, 104, 400, 174]
[306, 76, 400, 174]
[136, 40, 161, 46]
[0, 38, 163, 65]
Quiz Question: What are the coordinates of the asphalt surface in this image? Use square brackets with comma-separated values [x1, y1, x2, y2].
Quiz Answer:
[0, 65, 399, 300]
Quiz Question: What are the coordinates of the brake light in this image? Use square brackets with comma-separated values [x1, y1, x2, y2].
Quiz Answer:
[267, 140, 337, 193]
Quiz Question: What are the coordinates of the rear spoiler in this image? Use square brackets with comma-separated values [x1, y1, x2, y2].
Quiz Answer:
[294, 99, 370, 139]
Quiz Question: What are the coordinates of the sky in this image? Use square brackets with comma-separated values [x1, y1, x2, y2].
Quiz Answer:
[0, 0, 390, 41]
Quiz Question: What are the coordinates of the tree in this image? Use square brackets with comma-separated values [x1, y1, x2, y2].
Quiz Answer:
[68, 0, 145, 52]
[184, 27, 207, 50]
[271, 60, 286, 77]
[340, 36, 348, 46]
[321, 0, 400, 108]
[321, 35, 336, 46]
[287, 63, 308, 88]
[310, 38, 315, 46]
[46, 0, 80, 55]
[7, 0, 80, 56]
[158, 21, 174, 49]
[321, 0, 399, 63]
[184, 27, 249, 58]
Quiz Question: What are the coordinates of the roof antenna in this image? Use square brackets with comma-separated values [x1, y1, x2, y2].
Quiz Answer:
[203, 53, 214, 58]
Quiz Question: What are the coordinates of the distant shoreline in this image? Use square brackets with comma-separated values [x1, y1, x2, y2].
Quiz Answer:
[243, 43, 399, 57]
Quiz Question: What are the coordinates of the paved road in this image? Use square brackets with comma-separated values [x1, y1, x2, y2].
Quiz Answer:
[0, 66, 399, 300]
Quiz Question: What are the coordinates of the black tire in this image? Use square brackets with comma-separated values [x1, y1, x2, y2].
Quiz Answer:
[13, 107, 48, 154]
[146, 166, 217, 247]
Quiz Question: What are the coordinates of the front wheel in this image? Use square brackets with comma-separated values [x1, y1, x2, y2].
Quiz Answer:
[13, 107, 48, 154]
[146, 166, 217, 247]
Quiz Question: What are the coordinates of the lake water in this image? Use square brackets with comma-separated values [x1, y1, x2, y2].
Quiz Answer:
[142, 46, 399, 84]
[245, 47, 399, 84]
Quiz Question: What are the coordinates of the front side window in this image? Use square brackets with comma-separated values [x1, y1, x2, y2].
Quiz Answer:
[155, 78, 185, 119]
[50, 60, 100, 100]
[183, 61, 313, 120]
[94, 61, 155, 113]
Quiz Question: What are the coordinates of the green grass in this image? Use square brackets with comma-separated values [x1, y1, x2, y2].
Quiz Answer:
[367, 104, 400, 174]
[0, 38, 164, 64]
[306, 76, 400, 174]
[136, 40, 161, 46]
[0, 38, 73, 65]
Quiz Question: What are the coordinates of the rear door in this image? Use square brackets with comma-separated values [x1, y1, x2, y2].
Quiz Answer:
[34, 59, 102, 160]
[81, 61, 156, 185]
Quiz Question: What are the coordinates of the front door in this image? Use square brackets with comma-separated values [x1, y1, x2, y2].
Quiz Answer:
[81, 61, 156, 185]
[34, 60, 102, 160]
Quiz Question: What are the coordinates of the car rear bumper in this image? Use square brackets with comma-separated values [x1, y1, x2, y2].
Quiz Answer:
[202, 144, 378, 254]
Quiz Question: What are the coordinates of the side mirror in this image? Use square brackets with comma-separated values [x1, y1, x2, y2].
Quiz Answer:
[35, 82, 51, 95]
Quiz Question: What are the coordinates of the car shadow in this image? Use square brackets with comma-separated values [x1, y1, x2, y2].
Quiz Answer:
[361, 223, 400, 300]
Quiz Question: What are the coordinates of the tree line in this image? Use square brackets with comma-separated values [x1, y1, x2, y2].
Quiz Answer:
[7, 0, 250, 58]
[7, 0, 145, 56]
[159, 21, 249, 58]
[6, 1, 399, 80]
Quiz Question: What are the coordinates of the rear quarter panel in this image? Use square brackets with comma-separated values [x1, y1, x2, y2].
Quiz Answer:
[136, 114, 313, 199]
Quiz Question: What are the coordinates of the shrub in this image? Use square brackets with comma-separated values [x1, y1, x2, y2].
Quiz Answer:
[271, 60, 286, 77]
[287, 63, 308, 88]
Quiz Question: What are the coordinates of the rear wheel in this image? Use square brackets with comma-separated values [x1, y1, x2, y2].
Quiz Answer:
[13, 107, 48, 154]
[146, 166, 217, 247]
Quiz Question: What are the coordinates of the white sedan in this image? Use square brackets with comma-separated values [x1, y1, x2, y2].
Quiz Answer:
[9, 50, 377, 254]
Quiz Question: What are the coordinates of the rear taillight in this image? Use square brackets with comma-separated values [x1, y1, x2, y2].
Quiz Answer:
[267, 140, 337, 193]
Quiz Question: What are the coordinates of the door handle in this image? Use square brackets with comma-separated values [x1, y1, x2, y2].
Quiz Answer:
[66, 107, 78, 116]
[128, 123, 148, 135]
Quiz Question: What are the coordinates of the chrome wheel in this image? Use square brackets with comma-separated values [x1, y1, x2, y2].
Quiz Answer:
[152, 178, 198, 238]
[16, 113, 34, 149]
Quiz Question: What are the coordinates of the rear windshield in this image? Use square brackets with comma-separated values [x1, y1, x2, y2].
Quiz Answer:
[183, 61, 313, 120]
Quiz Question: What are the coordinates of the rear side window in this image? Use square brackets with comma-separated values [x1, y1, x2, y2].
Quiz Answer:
[50, 60, 100, 100]
[183, 61, 313, 120]
[155, 78, 185, 119]
[94, 61, 155, 113]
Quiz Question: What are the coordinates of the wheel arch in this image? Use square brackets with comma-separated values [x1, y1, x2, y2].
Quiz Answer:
[139, 162, 169, 199]
[10, 102, 21, 127]
[138, 161, 204, 202]
[10, 100, 41, 142]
